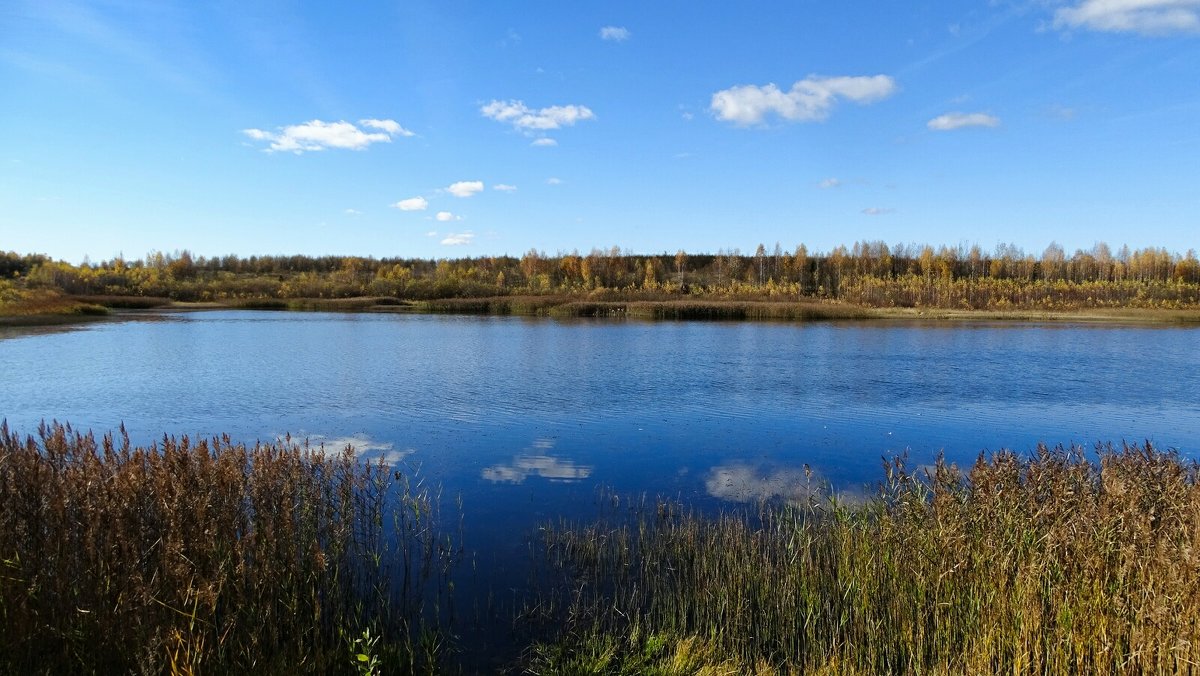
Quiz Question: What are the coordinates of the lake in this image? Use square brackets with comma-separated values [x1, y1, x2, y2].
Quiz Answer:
[3, 310, 1199, 591]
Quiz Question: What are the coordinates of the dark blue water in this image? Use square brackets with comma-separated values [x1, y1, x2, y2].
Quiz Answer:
[3, 310, 1199, 563]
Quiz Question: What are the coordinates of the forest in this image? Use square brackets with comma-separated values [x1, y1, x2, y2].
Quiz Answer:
[3, 240, 1200, 317]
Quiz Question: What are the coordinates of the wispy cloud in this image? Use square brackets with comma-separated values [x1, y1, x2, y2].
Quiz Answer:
[927, 112, 1000, 130]
[711, 75, 897, 126]
[531, 138, 558, 147]
[435, 211, 459, 222]
[493, 184, 518, 192]
[546, 177, 564, 185]
[344, 208, 362, 215]
[445, 180, 484, 198]
[481, 100, 596, 131]
[862, 207, 895, 216]
[599, 25, 631, 41]
[1048, 103, 1078, 120]
[819, 177, 842, 189]
[441, 232, 475, 245]
[242, 118, 413, 153]
[1054, 0, 1200, 35]
[391, 196, 428, 211]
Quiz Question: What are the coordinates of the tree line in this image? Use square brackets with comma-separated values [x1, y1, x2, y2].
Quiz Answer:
[3, 241, 1199, 310]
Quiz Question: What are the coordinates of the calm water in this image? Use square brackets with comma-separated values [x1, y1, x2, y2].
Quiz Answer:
[3, 310, 1199, 566]
[4, 310, 1199, 662]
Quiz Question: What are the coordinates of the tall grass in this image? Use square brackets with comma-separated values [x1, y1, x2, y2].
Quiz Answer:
[0, 284, 107, 319]
[0, 422, 460, 674]
[526, 443, 1200, 674]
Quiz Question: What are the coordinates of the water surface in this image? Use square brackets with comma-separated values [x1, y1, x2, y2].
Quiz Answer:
[3, 310, 1198, 569]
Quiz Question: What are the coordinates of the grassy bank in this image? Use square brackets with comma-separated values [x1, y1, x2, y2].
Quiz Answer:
[0, 284, 108, 325]
[525, 444, 1200, 674]
[0, 423, 460, 675]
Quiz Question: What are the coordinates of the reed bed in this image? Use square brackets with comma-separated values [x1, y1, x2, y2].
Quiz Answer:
[525, 443, 1200, 674]
[0, 422, 460, 675]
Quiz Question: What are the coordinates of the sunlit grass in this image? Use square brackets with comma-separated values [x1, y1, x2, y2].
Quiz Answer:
[4, 424, 1197, 673]
[0, 422, 460, 675]
[0, 283, 107, 319]
[525, 444, 1200, 674]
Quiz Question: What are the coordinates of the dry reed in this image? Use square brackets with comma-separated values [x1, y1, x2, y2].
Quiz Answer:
[0, 422, 460, 675]
[526, 443, 1200, 674]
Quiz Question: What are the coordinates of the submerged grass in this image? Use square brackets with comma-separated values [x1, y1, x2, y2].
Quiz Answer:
[525, 443, 1200, 674]
[0, 422, 460, 675]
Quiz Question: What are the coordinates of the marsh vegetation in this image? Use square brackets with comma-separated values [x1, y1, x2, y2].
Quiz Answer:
[3, 422, 1198, 673]
[0, 423, 460, 675]
[524, 443, 1200, 674]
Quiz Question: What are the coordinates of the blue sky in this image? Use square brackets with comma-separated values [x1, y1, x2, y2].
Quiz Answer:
[2, 0, 1197, 263]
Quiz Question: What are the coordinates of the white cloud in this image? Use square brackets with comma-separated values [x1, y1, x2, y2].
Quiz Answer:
[711, 75, 897, 126]
[242, 118, 412, 153]
[493, 184, 518, 192]
[927, 112, 1000, 130]
[599, 25, 631, 41]
[426, 230, 438, 237]
[359, 118, 415, 136]
[1054, 0, 1200, 35]
[481, 100, 596, 131]
[446, 180, 484, 198]
[819, 177, 841, 189]
[344, 208, 362, 215]
[546, 177, 563, 185]
[862, 207, 895, 216]
[441, 232, 475, 246]
[392, 196, 428, 211]
[435, 211, 456, 222]
[531, 138, 558, 147]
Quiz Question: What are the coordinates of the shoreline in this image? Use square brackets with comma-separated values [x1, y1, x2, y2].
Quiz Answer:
[4, 296, 1200, 328]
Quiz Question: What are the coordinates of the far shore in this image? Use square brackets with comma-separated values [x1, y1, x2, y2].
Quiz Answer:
[4, 295, 1200, 328]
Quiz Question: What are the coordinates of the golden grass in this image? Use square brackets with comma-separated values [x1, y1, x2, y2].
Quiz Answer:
[0, 422, 460, 674]
[0, 285, 107, 320]
[526, 443, 1200, 674]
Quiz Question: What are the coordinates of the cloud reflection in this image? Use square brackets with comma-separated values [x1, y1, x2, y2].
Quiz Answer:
[482, 438, 592, 484]
[705, 463, 868, 506]
[307, 433, 414, 465]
